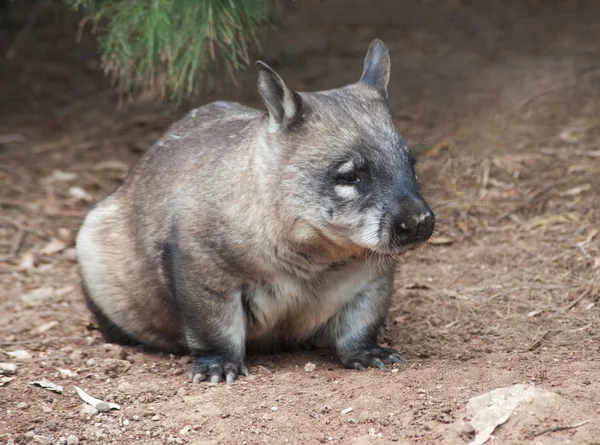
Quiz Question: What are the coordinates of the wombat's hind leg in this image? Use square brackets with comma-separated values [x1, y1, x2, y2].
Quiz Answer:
[161, 229, 248, 385]
[81, 279, 141, 347]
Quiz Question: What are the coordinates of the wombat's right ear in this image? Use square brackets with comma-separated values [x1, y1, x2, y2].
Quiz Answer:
[256, 61, 302, 131]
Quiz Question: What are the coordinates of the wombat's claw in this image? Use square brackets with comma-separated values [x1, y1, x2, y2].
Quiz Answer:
[190, 357, 249, 385]
[342, 346, 405, 371]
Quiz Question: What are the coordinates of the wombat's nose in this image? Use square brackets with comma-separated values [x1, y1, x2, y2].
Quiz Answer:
[391, 196, 435, 243]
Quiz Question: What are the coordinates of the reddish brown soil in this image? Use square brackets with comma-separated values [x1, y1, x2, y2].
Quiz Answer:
[1, 1, 599, 444]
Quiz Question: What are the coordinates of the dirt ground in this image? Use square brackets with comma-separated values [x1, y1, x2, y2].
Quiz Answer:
[1, 1, 599, 444]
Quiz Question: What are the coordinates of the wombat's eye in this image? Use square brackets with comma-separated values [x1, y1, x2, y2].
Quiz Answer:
[336, 172, 361, 185]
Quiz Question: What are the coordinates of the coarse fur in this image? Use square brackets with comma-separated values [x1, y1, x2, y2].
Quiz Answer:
[76, 39, 435, 384]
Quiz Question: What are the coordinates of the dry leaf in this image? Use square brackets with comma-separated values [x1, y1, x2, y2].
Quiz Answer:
[21, 287, 55, 307]
[30, 380, 63, 393]
[0, 376, 15, 386]
[5, 349, 32, 360]
[30, 321, 59, 335]
[47, 170, 78, 182]
[56, 368, 77, 378]
[68, 186, 92, 201]
[91, 160, 129, 171]
[74, 386, 120, 412]
[559, 184, 591, 197]
[406, 283, 432, 290]
[18, 251, 36, 269]
[40, 238, 67, 255]
[429, 236, 454, 245]
[55, 286, 75, 297]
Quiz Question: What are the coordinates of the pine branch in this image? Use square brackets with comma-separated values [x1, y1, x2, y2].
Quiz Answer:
[66, 0, 272, 101]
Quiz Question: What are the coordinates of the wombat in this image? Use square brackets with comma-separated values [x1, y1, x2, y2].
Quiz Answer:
[76, 39, 435, 384]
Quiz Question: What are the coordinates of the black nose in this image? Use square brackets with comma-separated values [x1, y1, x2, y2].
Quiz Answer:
[391, 195, 435, 243]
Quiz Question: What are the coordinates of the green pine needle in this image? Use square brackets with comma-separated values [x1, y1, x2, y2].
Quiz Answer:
[67, 0, 272, 101]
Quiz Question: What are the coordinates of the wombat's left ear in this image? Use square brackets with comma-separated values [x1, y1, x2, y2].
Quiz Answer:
[359, 39, 391, 98]
[256, 61, 303, 132]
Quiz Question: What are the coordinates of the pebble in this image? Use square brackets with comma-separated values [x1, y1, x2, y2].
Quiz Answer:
[95, 401, 111, 413]
[32, 435, 52, 444]
[80, 404, 99, 418]
[66, 436, 79, 445]
[304, 362, 317, 372]
[16, 402, 29, 410]
[151, 414, 160, 421]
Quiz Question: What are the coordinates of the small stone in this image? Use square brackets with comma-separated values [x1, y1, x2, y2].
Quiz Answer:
[69, 350, 85, 363]
[0, 363, 17, 375]
[16, 402, 28, 409]
[66, 435, 79, 445]
[95, 401, 111, 413]
[25, 431, 35, 438]
[33, 435, 52, 444]
[57, 437, 67, 444]
[151, 414, 160, 421]
[85, 358, 97, 367]
[304, 362, 317, 372]
[80, 404, 99, 418]
[270, 406, 278, 412]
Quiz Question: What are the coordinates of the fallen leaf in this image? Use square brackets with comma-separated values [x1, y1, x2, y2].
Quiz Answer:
[68, 186, 92, 201]
[40, 238, 67, 255]
[47, 170, 78, 182]
[406, 283, 432, 290]
[5, 349, 31, 360]
[74, 386, 120, 412]
[559, 184, 591, 197]
[0, 363, 17, 375]
[429, 236, 454, 245]
[0, 376, 15, 386]
[56, 368, 77, 378]
[18, 251, 36, 269]
[91, 160, 129, 171]
[30, 380, 64, 393]
[30, 321, 59, 335]
[21, 287, 55, 307]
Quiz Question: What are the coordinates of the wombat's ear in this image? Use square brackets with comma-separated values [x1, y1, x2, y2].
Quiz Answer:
[256, 61, 302, 131]
[359, 39, 391, 98]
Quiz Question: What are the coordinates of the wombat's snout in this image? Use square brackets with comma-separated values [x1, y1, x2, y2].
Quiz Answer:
[391, 195, 435, 244]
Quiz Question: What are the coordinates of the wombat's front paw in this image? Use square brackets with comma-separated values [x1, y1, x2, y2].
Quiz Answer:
[189, 356, 250, 385]
[340, 346, 404, 371]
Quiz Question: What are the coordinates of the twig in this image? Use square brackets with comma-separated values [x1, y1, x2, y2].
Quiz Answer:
[564, 275, 597, 311]
[0, 217, 25, 261]
[534, 420, 589, 437]
[493, 184, 555, 225]
[526, 329, 550, 351]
